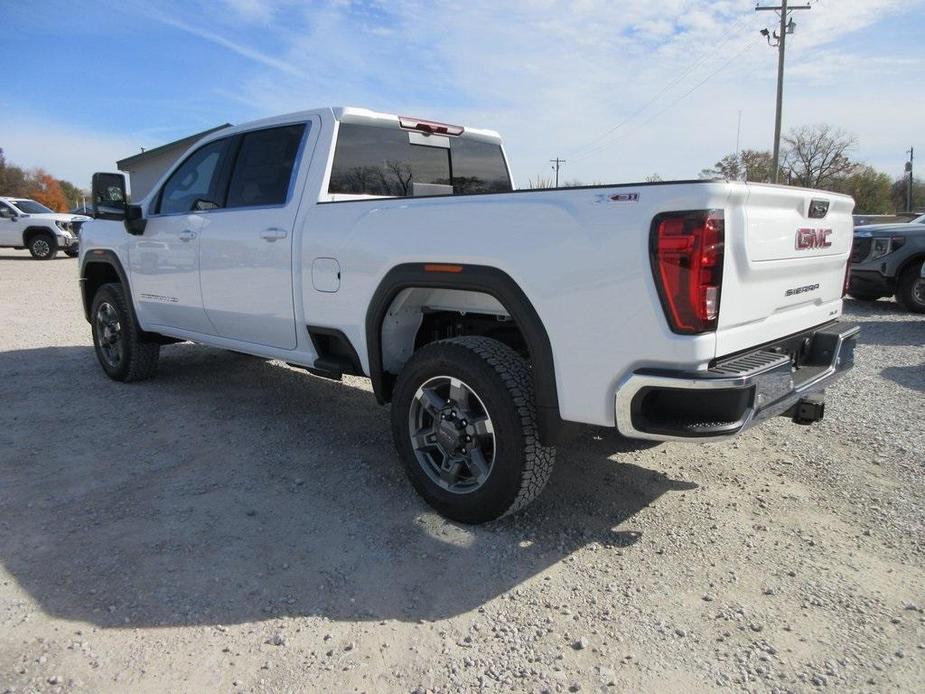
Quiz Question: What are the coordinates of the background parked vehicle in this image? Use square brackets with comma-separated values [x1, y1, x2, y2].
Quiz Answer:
[853, 212, 921, 226]
[0, 197, 89, 258]
[849, 213, 925, 312]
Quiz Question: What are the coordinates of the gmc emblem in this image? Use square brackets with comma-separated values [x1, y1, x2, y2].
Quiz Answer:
[795, 228, 832, 250]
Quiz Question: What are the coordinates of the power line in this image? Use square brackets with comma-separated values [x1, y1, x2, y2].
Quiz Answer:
[567, 11, 754, 160]
[571, 36, 756, 163]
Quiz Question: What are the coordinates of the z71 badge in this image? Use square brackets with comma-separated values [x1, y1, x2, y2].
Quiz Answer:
[594, 192, 639, 204]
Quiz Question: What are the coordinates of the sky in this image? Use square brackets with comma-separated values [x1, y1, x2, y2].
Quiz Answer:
[0, 0, 922, 190]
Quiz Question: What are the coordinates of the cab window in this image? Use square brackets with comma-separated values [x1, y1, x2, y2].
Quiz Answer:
[157, 138, 232, 215]
[225, 124, 306, 208]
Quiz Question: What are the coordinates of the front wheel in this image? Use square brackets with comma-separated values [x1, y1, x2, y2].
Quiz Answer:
[391, 336, 556, 524]
[90, 282, 160, 381]
[28, 233, 58, 259]
[895, 265, 925, 313]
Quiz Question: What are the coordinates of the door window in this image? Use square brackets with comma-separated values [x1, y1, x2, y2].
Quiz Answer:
[226, 124, 306, 208]
[157, 138, 232, 215]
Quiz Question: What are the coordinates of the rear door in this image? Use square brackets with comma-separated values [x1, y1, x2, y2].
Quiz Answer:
[716, 184, 854, 356]
[198, 122, 309, 349]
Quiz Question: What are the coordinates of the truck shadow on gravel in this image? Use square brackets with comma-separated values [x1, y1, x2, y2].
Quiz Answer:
[0, 344, 696, 628]
[880, 363, 925, 393]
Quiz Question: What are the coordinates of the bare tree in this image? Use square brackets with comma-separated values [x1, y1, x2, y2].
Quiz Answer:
[699, 149, 779, 182]
[782, 124, 857, 189]
[385, 160, 413, 196]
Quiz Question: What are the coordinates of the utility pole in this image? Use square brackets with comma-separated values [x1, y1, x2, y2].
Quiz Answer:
[757, 1, 811, 184]
[906, 147, 915, 213]
[549, 158, 566, 187]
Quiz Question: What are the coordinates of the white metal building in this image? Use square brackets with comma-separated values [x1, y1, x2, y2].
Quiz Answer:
[116, 124, 231, 200]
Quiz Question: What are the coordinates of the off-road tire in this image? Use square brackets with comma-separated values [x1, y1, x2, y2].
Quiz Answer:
[28, 232, 58, 259]
[895, 264, 925, 314]
[90, 282, 160, 382]
[391, 336, 556, 524]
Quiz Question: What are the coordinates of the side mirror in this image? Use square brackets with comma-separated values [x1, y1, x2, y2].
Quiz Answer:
[0, 208, 13, 219]
[125, 204, 147, 236]
[92, 172, 128, 221]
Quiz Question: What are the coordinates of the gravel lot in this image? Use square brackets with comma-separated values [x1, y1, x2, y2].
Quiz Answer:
[1, 249, 923, 693]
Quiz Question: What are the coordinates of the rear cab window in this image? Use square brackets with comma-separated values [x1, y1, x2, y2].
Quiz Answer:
[328, 122, 512, 199]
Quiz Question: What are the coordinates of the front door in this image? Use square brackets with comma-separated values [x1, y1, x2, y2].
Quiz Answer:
[0, 202, 21, 246]
[129, 137, 234, 335]
[198, 123, 308, 349]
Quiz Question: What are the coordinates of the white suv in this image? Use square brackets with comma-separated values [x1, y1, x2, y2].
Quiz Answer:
[0, 197, 89, 259]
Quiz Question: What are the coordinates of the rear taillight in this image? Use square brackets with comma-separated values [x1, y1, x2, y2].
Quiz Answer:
[650, 210, 725, 334]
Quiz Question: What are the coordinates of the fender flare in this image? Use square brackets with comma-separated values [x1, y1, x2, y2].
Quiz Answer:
[365, 263, 562, 443]
[22, 225, 57, 246]
[79, 249, 134, 323]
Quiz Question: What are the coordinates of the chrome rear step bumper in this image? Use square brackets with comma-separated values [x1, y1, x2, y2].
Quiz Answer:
[615, 321, 859, 442]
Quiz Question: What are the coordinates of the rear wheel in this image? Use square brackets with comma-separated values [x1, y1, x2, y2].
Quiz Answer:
[90, 283, 160, 381]
[391, 336, 556, 524]
[895, 264, 925, 313]
[28, 232, 57, 259]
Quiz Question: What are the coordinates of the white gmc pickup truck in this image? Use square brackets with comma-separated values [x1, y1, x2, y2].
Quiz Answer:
[80, 106, 858, 523]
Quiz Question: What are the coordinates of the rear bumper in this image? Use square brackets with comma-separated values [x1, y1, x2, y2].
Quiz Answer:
[615, 321, 859, 442]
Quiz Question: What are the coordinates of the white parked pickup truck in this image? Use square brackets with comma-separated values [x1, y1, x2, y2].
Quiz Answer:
[80, 106, 858, 523]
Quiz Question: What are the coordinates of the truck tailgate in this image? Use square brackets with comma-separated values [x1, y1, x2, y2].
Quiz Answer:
[716, 183, 854, 357]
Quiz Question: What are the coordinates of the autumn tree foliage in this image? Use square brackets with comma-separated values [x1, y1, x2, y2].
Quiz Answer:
[0, 147, 88, 210]
[24, 170, 70, 211]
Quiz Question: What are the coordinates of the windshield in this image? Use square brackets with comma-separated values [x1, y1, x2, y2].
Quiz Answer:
[11, 199, 54, 214]
[913, 213, 925, 224]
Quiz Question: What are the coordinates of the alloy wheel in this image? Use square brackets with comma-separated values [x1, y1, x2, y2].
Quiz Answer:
[408, 375, 496, 494]
[95, 302, 123, 367]
[32, 239, 50, 258]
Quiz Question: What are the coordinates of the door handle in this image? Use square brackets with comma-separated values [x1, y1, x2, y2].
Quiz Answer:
[260, 227, 288, 242]
[178, 229, 197, 242]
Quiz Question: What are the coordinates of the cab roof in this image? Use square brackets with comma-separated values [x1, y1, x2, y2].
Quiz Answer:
[215, 106, 504, 145]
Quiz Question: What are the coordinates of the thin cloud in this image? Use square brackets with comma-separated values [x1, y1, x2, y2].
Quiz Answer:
[144, 10, 304, 78]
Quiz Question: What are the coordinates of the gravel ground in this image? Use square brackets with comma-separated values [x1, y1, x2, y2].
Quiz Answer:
[0, 249, 923, 693]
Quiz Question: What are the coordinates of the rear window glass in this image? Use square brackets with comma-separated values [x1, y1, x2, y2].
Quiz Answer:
[450, 137, 513, 194]
[226, 124, 306, 208]
[329, 123, 511, 197]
